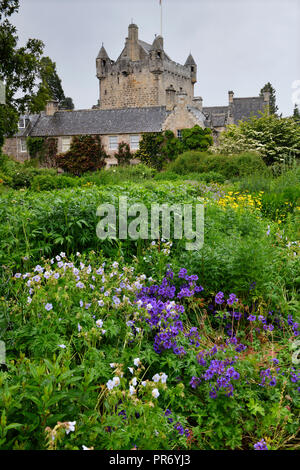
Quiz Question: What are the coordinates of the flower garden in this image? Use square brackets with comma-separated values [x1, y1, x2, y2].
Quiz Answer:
[0, 160, 299, 451]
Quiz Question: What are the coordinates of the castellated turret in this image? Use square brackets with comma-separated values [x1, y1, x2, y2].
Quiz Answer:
[96, 24, 197, 109]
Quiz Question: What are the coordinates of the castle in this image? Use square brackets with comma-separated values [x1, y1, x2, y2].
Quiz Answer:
[3, 23, 270, 166]
[96, 23, 198, 111]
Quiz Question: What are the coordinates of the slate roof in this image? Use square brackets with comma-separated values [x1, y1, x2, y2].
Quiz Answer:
[29, 107, 168, 137]
[232, 97, 266, 124]
[138, 40, 152, 54]
[203, 97, 267, 128]
[16, 114, 40, 137]
[187, 106, 206, 124]
[203, 106, 228, 128]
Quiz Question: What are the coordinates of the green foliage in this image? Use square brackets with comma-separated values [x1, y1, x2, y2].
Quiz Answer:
[135, 132, 165, 170]
[31, 174, 80, 191]
[136, 127, 213, 170]
[56, 135, 107, 175]
[214, 111, 300, 165]
[181, 125, 213, 151]
[26, 137, 45, 158]
[38, 56, 74, 110]
[169, 151, 266, 179]
[293, 104, 300, 122]
[0, 1, 47, 148]
[114, 142, 132, 166]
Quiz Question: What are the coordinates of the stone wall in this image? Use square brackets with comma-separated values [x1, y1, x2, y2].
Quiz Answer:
[162, 103, 204, 135]
[3, 137, 30, 162]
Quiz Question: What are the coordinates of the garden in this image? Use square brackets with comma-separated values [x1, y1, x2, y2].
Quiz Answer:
[0, 117, 299, 450]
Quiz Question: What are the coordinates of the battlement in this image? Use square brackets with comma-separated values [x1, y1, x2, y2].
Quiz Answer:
[96, 24, 197, 110]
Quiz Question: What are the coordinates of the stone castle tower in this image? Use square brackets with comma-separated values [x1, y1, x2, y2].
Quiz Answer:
[96, 23, 197, 110]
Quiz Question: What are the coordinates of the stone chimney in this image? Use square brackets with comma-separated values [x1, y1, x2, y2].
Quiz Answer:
[46, 100, 59, 116]
[127, 23, 140, 61]
[166, 85, 176, 111]
[192, 96, 203, 111]
[263, 91, 271, 103]
[176, 91, 189, 107]
[228, 90, 234, 104]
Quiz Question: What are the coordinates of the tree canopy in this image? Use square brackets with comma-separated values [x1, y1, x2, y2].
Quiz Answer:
[38, 56, 74, 110]
[0, 0, 47, 148]
[214, 110, 300, 165]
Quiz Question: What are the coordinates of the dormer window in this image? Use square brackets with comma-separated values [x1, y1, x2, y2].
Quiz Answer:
[18, 118, 26, 129]
[191, 66, 194, 72]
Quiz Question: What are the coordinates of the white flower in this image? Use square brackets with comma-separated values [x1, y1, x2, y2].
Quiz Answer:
[101, 329, 106, 335]
[160, 373, 168, 384]
[27, 296, 32, 304]
[113, 376, 120, 386]
[65, 421, 76, 434]
[146, 303, 153, 310]
[98, 300, 104, 307]
[82, 445, 91, 450]
[152, 388, 160, 399]
[141, 381, 147, 387]
[129, 385, 136, 395]
[132, 377, 137, 386]
[128, 367, 134, 374]
[106, 379, 114, 390]
[152, 373, 160, 383]
[78, 323, 82, 332]
[133, 358, 140, 367]
[96, 319, 103, 328]
[59, 344, 66, 349]
[110, 363, 116, 368]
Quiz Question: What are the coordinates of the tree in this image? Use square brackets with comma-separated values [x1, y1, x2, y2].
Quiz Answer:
[39, 57, 74, 110]
[56, 135, 107, 175]
[213, 110, 300, 165]
[115, 142, 132, 165]
[260, 82, 278, 115]
[0, 0, 48, 150]
[293, 104, 300, 123]
[136, 127, 213, 170]
[181, 125, 213, 151]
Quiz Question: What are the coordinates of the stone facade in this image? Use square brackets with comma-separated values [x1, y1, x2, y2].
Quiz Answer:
[96, 24, 197, 110]
[3, 137, 30, 162]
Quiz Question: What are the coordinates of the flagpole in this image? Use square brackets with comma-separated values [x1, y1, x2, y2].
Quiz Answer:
[160, 0, 162, 36]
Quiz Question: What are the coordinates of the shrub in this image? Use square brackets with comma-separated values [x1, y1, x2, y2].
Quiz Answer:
[169, 151, 266, 179]
[214, 111, 300, 165]
[56, 135, 107, 175]
[181, 125, 213, 151]
[0, 170, 12, 186]
[114, 142, 133, 166]
[31, 174, 80, 191]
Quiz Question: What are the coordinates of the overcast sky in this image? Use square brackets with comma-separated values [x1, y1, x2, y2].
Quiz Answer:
[11, 0, 300, 116]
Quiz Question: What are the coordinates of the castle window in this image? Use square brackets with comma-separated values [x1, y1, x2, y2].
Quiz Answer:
[130, 135, 140, 150]
[177, 130, 182, 141]
[20, 138, 27, 152]
[109, 136, 118, 150]
[62, 137, 71, 153]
